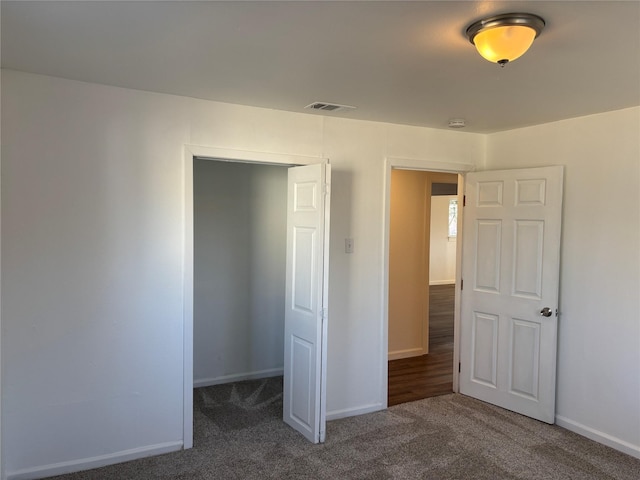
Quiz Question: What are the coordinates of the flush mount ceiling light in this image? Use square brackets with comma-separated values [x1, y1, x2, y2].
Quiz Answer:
[466, 13, 545, 66]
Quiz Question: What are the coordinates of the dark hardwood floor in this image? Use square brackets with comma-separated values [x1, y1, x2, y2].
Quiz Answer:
[388, 284, 455, 406]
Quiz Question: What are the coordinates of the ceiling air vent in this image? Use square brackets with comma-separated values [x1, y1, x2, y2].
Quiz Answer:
[305, 102, 356, 113]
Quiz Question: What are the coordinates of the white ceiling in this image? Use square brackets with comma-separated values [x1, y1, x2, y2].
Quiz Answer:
[2, 1, 639, 133]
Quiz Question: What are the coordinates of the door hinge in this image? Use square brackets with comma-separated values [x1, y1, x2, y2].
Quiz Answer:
[463, 195, 466, 207]
[461, 279, 463, 290]
[458, 362, 461, 373]
[323, 183, 330, 195]
[320, 308, 328, 320]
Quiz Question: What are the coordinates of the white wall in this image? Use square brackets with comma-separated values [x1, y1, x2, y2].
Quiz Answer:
[485, 107, 640, 458]
[2, 72, 189, 479]
[3, 69, 637, 477]
[193, 160, 287, 386]
[388, 170, 430, 359]
[0, 70, 484, 477]
[429, 195, 457, 284]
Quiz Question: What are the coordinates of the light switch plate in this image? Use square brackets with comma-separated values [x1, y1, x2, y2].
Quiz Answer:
[345, 238, 354, 254]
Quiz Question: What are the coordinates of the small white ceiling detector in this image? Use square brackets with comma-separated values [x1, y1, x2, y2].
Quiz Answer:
[448, 119, 466, 128]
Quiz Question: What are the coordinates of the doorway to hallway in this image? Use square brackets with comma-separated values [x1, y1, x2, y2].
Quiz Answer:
[388, 283, 454, 405]
[387, 169, 459, 406]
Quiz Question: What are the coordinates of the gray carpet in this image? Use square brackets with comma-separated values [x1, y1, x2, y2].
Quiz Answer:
[51, 376, 640, 479]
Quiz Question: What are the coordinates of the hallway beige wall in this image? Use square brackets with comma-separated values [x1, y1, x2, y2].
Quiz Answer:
[388, 171, 458, 360]
[388, 169, 431, 359]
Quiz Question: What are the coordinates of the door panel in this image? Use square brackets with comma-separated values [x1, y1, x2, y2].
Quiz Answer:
[460, 166, 563, 424]
[471, 312, 498, 387]
[290, 336, 313, 426]
[284, 163, 330, 443]
[292, 227, 316, 311]
[475, 220, 501, 292]
[513, 220, 544, 298]
[509, 318, 540, 399]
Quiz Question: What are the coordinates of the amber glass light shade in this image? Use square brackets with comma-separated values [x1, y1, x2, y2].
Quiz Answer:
[466, 13, 545, 65]
[473, 25, 537, 63]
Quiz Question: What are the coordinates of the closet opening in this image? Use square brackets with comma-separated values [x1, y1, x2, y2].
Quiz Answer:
[192, 158, 289, 437]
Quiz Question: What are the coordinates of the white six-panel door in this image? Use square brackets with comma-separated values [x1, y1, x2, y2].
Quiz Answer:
[284, 163, 330, 443]
[460, 166, 563, 423]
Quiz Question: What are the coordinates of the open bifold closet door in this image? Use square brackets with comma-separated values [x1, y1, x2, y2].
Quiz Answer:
[283, 163, 331, 443]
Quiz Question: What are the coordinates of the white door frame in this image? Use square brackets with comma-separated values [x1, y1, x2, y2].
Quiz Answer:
[382, 157, 475, 407]
[182, 144, 325, 448]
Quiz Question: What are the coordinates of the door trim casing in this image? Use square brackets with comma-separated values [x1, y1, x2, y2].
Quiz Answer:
[382, 157, 475, 408]
[182, 144, 324, 448]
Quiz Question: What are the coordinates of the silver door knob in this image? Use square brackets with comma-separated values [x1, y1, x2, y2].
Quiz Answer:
[540, 307, 553, 317]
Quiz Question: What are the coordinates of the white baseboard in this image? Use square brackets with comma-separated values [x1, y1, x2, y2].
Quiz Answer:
[194, 367, 283, 388]
[555, 415, 640, 460]
[327, 402, 384, 421]
[388, 348, 425, 361]
[6, 441, 183, 480]
[429, 280, 456, 286]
